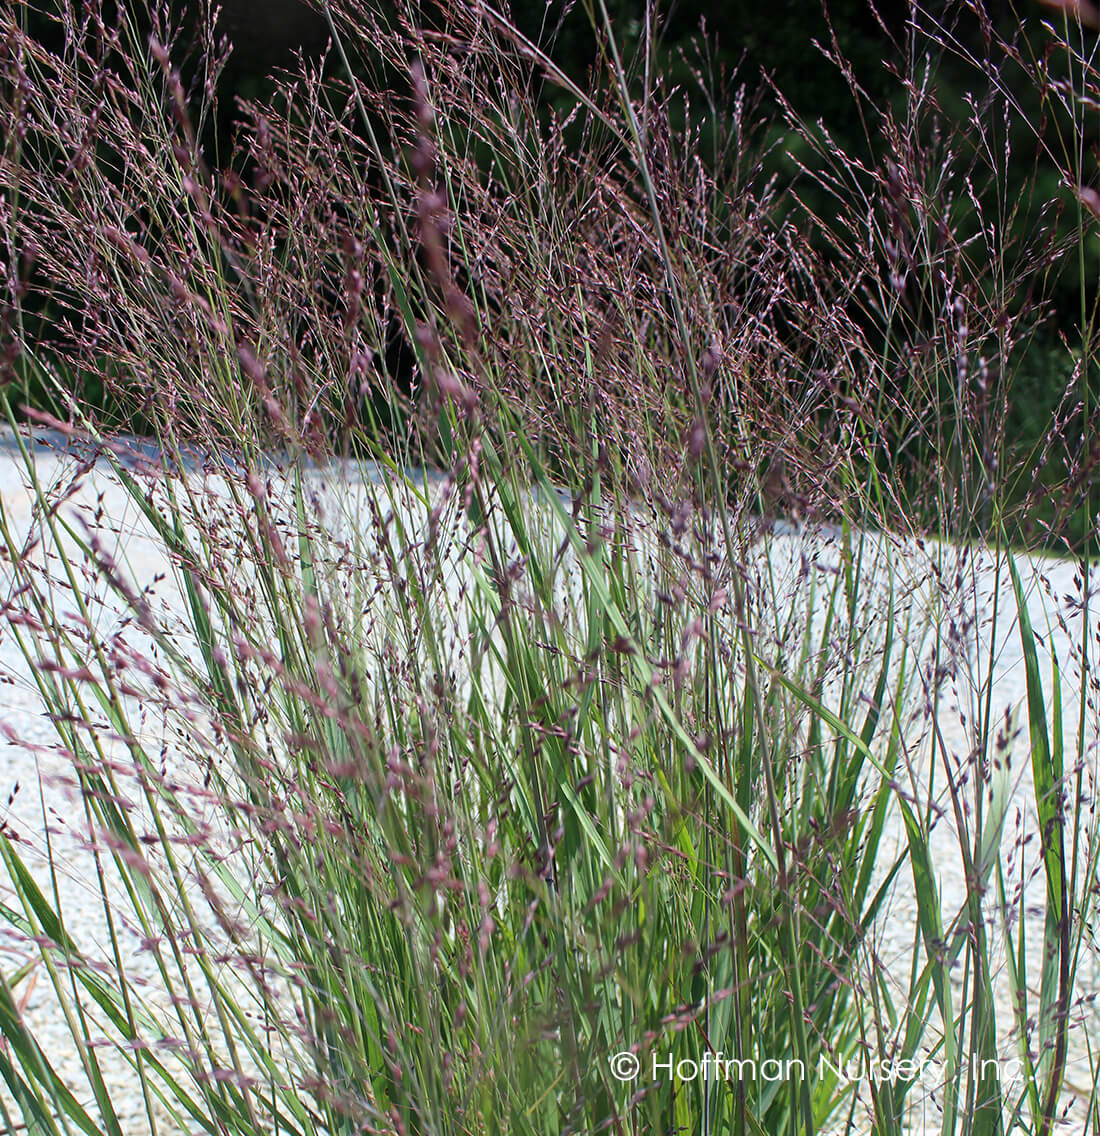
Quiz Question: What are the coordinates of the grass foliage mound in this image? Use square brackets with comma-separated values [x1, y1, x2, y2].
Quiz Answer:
[1, 1, 1100, 1133]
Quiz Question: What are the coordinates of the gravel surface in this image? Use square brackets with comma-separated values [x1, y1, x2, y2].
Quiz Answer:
[0, 424, 1098, 1133]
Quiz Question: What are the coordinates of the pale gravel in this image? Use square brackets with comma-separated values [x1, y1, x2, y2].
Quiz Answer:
[0, 425, 1098, 1133]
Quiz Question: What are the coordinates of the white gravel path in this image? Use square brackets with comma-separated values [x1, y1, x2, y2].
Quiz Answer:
[0, 425, 1098, 1133]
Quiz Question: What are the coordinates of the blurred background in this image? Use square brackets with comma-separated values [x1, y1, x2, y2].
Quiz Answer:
[9, 0, 1098, 547]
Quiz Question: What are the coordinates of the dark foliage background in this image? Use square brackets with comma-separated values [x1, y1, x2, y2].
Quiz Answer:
[19, 1, 1089, 334]
[7, 0, 1097, 546]
[17, 0, 1085, 329]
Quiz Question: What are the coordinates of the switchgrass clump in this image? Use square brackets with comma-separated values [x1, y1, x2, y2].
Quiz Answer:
[0, 1, 1099, 1134]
